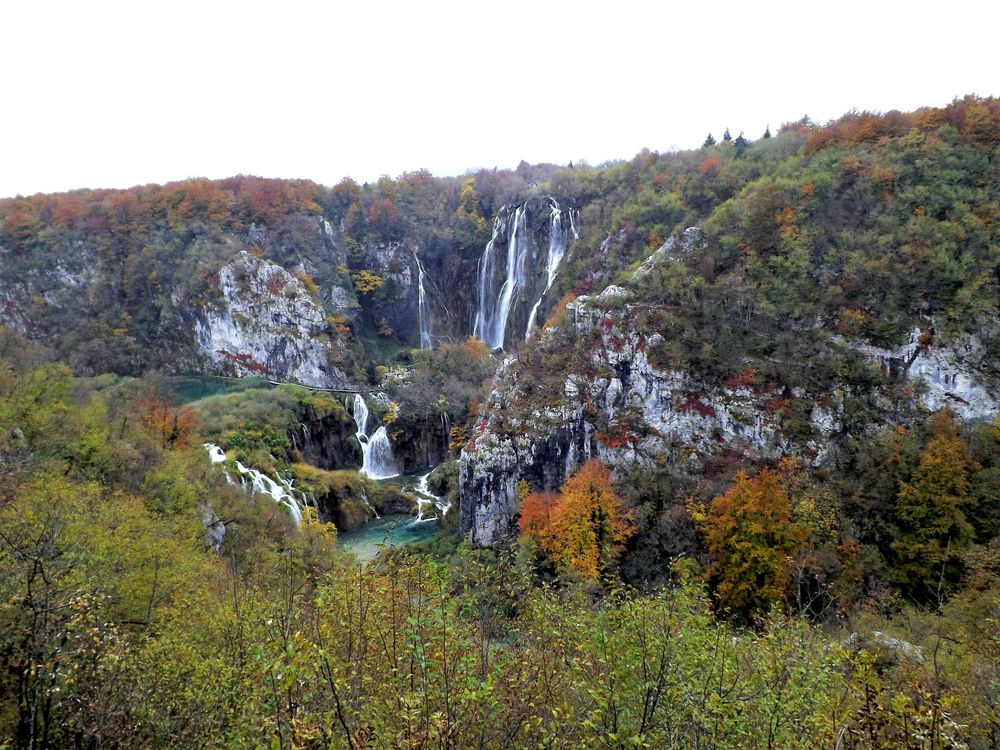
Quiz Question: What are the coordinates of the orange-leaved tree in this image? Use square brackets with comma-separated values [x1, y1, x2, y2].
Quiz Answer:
[700, 465, 807, 622]
[135, 392, 200, 450]
[518, 460, 634, 581]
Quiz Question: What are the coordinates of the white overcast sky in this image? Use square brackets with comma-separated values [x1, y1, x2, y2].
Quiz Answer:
[1, 0, 996, 198]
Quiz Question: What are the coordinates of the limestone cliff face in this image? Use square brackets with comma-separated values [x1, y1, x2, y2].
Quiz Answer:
[185, 250, 349, 388]
[458, 229, 1000, 547]
[842, 328, 998, 421]
[359, 241, 420, 344]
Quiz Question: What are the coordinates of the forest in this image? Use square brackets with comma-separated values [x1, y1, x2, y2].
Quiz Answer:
[0, 96, 998, 748]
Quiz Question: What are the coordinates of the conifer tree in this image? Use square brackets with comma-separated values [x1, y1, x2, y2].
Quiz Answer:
[722, 127, 732, 142]
[734, 131, 750, 157]
[703, 132, 716, 147]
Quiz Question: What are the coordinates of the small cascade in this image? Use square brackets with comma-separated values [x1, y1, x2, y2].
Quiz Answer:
[361, 486, 380, 519]
[568, 206, 579, 239]
[235, 460, 304, 525]
[474, 206, 529, 350]
[205, 442, 226, 463]
[205, 441, 237, 484]
[525, 200, 569, 339]
[203, 443, 303, 524]
[440, 410, 451, 453]
[415, 253, 432, 349]
[410, 470, 450, 523]
[363, 426, 398, 479]
[351, 394, 400, 479]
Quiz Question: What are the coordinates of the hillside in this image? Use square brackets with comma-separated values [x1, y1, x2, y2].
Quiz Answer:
[0, 96, 999, 747]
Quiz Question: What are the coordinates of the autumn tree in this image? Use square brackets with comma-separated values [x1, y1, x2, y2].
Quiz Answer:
[892, 410, 979, 602]
[351, 269, 384, 294]
[135, 391, 199, 450]
[518, 460, 634, 581]
[699, 466, 807, 621]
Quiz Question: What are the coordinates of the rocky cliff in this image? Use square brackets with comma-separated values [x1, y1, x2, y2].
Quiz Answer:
[458, 229, 1000, 546]
[181, 250, 350, 388]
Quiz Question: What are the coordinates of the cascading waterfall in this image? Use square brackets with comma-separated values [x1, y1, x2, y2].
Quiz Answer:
[411, 470, 451, 523]
[415, 252, 432, 349]
[474, 206, 529, 350]
[525, 199, 569, 339]
[235, 460, 304, 525]
[351, 394, 399, 479]
[203, 443, 303, 524]
[473, 212, 504, 345]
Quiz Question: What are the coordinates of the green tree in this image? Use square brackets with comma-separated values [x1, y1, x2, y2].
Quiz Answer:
[892, 410, 979, 601]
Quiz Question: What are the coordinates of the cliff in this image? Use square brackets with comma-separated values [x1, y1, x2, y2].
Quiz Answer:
[458, 229, 1000, 546]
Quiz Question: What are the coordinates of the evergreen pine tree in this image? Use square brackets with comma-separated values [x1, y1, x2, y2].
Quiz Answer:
[722, 127, 732, 142]
[703, 133, 716, 147]
[734, 131, 750, 157]
[763, 125, 772, 139]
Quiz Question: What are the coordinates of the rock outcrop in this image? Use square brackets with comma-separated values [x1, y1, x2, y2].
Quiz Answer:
[841, 327, 998, 421]
[187, 250, 349, 388]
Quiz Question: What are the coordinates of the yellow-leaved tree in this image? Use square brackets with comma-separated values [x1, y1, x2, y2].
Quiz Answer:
[700, 465, 807, 622]
[518, 460, 634, 581]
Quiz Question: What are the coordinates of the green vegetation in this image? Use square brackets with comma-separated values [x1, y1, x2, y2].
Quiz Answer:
[1, 96, 999, 746]
[1, 324, 998, 747]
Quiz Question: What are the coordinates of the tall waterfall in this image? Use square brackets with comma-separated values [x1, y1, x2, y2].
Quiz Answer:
[415, 253, 432, 349]
[474, 206, 529, 350]
[525, 199, 569, 339]
[352, 394, 399, 479]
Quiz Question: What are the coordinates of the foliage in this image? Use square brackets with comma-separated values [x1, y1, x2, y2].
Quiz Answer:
[699, 463, 808, 621]
[519, 460, 635, 581]
[0, 339, 997, 747]
[892, 410, 979, 601]
[350, 268, 384, 294]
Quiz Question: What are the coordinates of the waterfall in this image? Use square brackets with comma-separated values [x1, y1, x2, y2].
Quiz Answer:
[440, 410, 451, 453]
[411, 470, 451, 523]
[352, 393, 369, 437]
[568, 206, 579, 239]
[205, 442, 226, 463]
[363, 426, 398, 479]
[473, 212, 505, 344]
[361, 486, 380, 519]
[474, 206, 529, 350]
[415, 253, 432, 349]
[351, 394, 399, 479]
[203, 443, 303, 524]
[525, 200, 568, 340]
[235, 460, 304, 525]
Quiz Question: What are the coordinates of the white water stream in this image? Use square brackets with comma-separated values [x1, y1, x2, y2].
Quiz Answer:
[351, 395, 399, 479]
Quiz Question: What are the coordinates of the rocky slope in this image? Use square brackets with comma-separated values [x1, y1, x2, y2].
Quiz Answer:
[458, 229, 1000, 546]
[181, 250, 349, 387]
